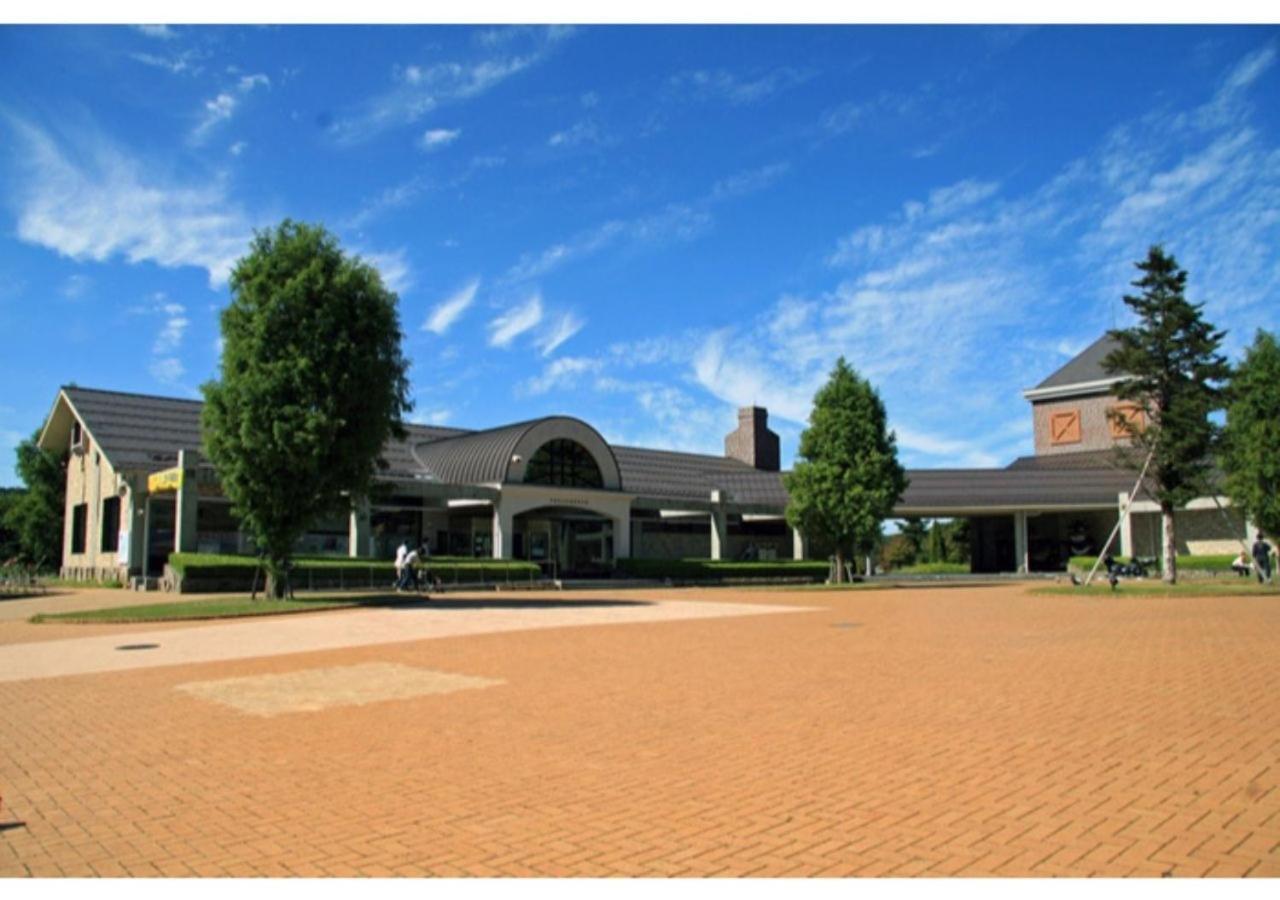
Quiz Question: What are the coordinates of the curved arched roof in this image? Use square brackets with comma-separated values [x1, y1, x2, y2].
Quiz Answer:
[410, 416, 623, 490]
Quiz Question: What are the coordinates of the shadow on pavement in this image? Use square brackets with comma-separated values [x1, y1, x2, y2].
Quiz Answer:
[378, 597, 653, 611]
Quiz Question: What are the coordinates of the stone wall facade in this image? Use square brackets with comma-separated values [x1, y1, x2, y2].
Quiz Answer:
[1032, 393, 1141, 456]
[61, 438, 133, 583]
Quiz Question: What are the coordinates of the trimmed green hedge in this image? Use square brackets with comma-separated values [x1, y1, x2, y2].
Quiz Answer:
[168, 552, 540, 587]
[1068, 554, 1238, 573]
[616, 558, 830, 581]
[891, 562, 970, 575]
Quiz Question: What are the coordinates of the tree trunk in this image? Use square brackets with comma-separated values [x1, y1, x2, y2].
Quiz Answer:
[1162, 504, 1177, 585]
[264, 558, 288, 599]
[834, 548, 845, 584]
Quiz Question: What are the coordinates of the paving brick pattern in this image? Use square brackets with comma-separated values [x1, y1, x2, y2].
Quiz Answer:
[0, 584, 1277, 877]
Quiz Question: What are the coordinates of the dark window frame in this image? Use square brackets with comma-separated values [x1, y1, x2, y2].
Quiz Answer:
[71, 503, 87, 554]
[101, 496, 121, 553]
[523, 439, 605, 489]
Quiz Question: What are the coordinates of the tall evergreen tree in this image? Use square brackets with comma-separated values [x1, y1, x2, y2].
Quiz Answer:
[1222, 329, 1280, 540]
[1103, 246, 1229, 584]
[202, 221, 412, 597]
[785, 358, 908, 583]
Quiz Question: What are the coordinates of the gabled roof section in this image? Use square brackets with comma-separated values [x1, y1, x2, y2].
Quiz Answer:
[410, 416, 623, 489]
[411, 419, 551, 486]
[50, 386, 467, 476]
[612, 445, 789, 507]
[1025, 335, 1124, 399]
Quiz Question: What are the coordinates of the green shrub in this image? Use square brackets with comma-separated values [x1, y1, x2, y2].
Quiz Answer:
[616, 558, 830, 581]
[892, 561, 970, 575]
[168, 552, 540, 588]
[1068, 554, 1238, 573]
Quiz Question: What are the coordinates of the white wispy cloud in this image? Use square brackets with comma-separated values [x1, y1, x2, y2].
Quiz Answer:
[680, 44, 1280, 469]
[523, 356, 601, 395]
[140, 293, 189, 386]
[229, 141, 247, 156]
[536, 312, 585, 357]
[152, 301, 189, 355]
[347, 175, 430, 230]
[410, 408, 453, 426]
[191, 73, 270, 145]
[130, 49, 202, 76]
[362, 249, 413, 295]
[669, 67, 810, 106]
[547, 120, 602, 148]
[419, 128, 461, 150]
[504, 204, 711, 284]
[133, 25, 176, 40]
[61, 274, 91, 300]
[333, 27, 571, 145]
[488, 293, 544, 348]
[423, 278, 479, 335]
[149, 357, 185, 384]
[10, 119, 254, 286]
[709, 162, 792, 201]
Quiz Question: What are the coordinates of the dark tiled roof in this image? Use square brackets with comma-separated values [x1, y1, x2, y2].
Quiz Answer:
[62, 386, 466, 476]
[1034, 334, 1122, 390]
[1005, 450, 1133, 471]
[59, 386, 1152, 515]
[898, 466, 1147, 512]
[612, 445, 789, 506]
[411, 419, 552, 486]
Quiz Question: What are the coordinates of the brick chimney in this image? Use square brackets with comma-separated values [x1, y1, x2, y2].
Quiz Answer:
[725, 406, 780, 471]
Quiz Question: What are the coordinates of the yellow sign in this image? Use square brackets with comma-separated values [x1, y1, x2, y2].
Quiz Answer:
[147, 467, 184, 493]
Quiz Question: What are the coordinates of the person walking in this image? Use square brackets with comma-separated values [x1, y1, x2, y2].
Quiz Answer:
[394, 541, 409, 591]
[1252, 532, 1273, 585]
[400, 544, 423, 592]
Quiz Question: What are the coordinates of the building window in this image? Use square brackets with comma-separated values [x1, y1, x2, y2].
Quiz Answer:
[71, 503, 87, 554]
[1049, 410, 1082, 445]
[101, 496, 121, 553]
[1108, 403, 1145, 438]
[523, 439, 605, 488]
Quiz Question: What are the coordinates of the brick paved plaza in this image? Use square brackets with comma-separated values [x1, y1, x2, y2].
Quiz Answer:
[0, 583, 1277, 877]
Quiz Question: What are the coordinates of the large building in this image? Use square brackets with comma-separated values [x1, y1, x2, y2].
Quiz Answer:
[39, 336, 1250, 582]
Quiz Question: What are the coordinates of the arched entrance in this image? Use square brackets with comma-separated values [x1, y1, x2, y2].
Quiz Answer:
[513, 505, 615, 578]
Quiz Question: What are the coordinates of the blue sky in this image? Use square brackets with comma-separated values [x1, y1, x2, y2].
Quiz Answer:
[1, 24, 1278, 486]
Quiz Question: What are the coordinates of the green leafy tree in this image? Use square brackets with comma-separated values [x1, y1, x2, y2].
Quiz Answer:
[896, 517, 927, 564]
[1103, 246, 1229, 584]
[4, 431, 67, 569]
[202, 221, 412, 597]
[0, 488, 24, 561]
[927, 520, 946, 563]
[785, 358, 908, 583]
[880, 533, 917, 571]
[942, 519, 971, 566]
[1222, 329, 1280, 540]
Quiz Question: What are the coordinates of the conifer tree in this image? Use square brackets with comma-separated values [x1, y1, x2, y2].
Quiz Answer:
[785, 358, 908, 583]
[1222, 330, 1280, 540]
[1103, 246, 1229, 584]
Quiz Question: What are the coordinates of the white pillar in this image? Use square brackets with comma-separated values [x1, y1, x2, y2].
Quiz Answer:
[492, 501, 513, 560]
[174, 449, 199, 554]
[124, 479, 147, 575]
[349, 498, 371, 558]
[709, 510, 728, 560]
[612, 514, 631, 560]
[1013, 511, 1029, 574]
[792, 527, 807, 561]
[1118, 492, 1133, 557]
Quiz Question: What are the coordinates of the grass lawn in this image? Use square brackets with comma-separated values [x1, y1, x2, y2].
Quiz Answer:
[1034, 580, 1280, 598]
[29, 594, 403, 624]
